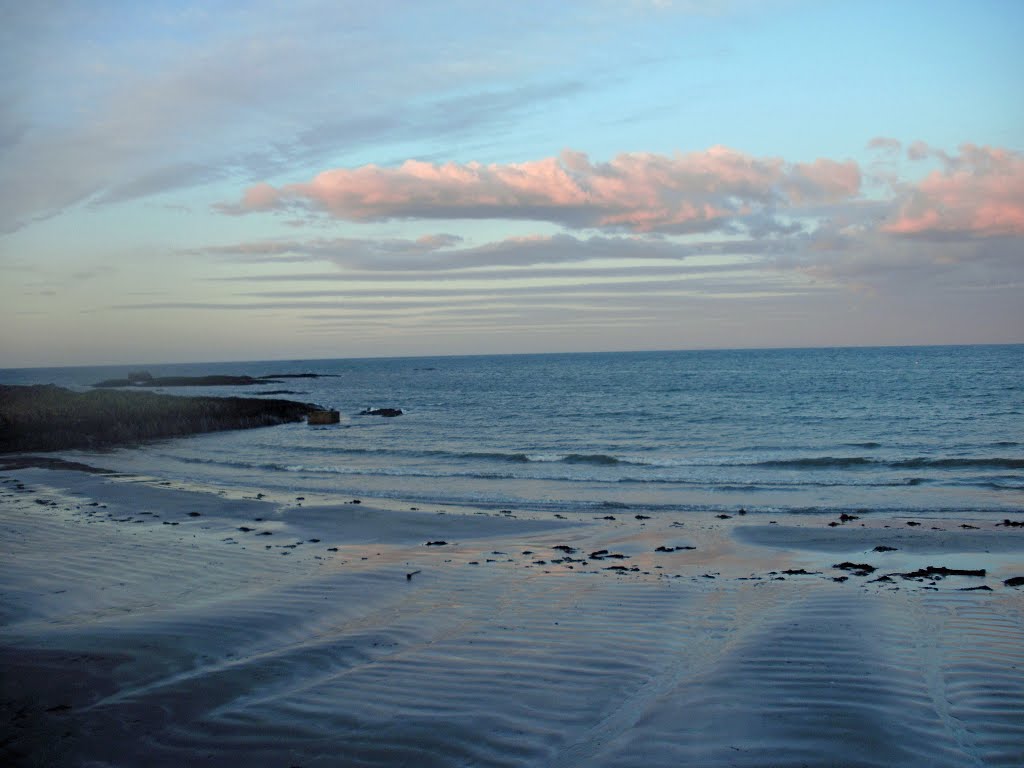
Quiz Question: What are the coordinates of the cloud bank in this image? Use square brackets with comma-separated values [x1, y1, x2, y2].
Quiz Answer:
[220, 144, 1024, 247]
[218, 146, 861, 234]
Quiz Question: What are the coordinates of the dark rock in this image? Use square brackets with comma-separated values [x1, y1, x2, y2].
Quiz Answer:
[327, 547, 338, 552]
[873, 545, 898, 552]
[839, 513, 860, 522]
[899, 566, 986, 580]
[870, 575, 894, 583]
[589, 550, 609, 559]
[188, 511, 201, 517]
[833, 562, 877, 575]
[258, 531, 273, 536]
[960, 585, 993, 591]
[307, 409, 340, 425]
[833, 576, 849, 583]
[828, 521, 840, 527]
[960, 524, 979, 529]
[602, 516, 616, 520]
[552, 545, 576, 553]
[1002, 576, 1024, 587]
[716, 514, 732, 519]
[781, 569, 817, 575]
[655, 545, 696, 553]
[425, 540, 448, 546]
[359, 408, 403, 417]
[238, 526, 254, 532]
[906, 521, 921, 527]
[635, 514, 651, 520]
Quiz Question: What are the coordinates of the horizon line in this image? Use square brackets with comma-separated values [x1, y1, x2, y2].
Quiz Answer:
[2, 341, 1022, 372]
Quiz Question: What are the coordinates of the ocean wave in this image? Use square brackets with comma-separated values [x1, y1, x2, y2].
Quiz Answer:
[153, 453, 290, 472]
[520, 452, 634, 466]
[890, 457, 1024, 470]
[160, 446, 1022, 477]
[560, 453, 624, 465]
[753, 456, 876, 468]
[283, 464, 524, 481]
[751, 456, 1024, 470]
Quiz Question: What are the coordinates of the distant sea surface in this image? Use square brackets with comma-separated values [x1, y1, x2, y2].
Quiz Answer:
[3, 346, 1022, 518]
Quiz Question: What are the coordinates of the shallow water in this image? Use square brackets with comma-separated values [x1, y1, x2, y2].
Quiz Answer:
[3, 345, 1022, 517]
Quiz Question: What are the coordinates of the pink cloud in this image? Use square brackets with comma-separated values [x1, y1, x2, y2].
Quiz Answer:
[220, 146, 862, 233]
[884, 145, 1024, 238]
[241, 181, 280, 210]
[788, 159, 861, 203]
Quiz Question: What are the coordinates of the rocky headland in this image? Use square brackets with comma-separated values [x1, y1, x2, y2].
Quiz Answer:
[0, 384, 322, 453]
[90, 370, 337, 388]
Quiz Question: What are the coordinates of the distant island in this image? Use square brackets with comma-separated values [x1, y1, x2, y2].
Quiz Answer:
[0, 384, 323, 453]
[91, 370, 338, 388]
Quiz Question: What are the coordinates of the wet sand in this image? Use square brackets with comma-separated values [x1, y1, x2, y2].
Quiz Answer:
[2, 466, 1023, 767]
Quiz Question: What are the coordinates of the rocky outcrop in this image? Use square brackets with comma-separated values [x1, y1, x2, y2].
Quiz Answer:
[0, 384, 322, 453]
[359, 408, 403, 417]
[307, 409, 341, 425]
[92, 371, 336, 388]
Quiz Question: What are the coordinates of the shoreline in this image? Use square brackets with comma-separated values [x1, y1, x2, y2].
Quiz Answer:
[2, 462, 1023, 766]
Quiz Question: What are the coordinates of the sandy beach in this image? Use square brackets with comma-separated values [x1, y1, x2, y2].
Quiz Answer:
[2, 463, 1023, 767]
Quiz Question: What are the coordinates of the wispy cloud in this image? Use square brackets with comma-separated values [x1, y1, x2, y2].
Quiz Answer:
[193, 231, 792, 272]
[0, 3, 591, 232]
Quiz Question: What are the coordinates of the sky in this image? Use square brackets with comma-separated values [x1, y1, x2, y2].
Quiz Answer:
[1, 0, 1022, 367]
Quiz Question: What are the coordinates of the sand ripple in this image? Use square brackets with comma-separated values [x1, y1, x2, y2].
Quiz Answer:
[3, 470, 1023, 767]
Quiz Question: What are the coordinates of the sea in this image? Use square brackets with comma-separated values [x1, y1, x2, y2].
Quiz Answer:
[3, 345, 1022, 519]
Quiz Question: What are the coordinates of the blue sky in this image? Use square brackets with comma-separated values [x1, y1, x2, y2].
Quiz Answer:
[1, 0, 1022, 366]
